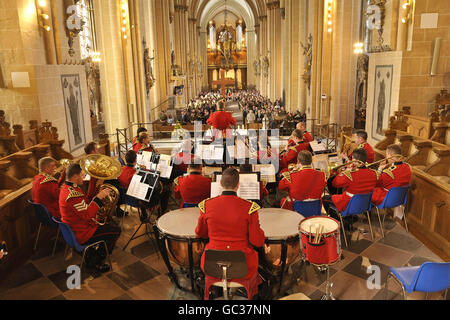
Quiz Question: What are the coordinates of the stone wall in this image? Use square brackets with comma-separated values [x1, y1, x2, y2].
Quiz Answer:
[399, 0, 450, 117]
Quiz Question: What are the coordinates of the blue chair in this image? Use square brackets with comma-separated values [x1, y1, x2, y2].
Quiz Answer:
[293, 200, 322, 218]
[28, 200, 60, 256]
[373, 186, 410, 238]
[329, 192, 373, 247]
[386, 262, 450, 300]
[52, 217, 111, 273]
[182, 203, 198, 208]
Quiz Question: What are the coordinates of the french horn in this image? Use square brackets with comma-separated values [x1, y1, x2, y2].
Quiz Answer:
[80, 155, 123, 225]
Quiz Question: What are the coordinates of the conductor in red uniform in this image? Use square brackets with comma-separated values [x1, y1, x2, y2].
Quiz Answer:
[207, 100, 236, 134]
[118, 150, 137, 189]
[372, 144, 411, 205]
[279, 151, 326, 211]
[279, 129, 310, 173]
[59, 164, 121, 273]
[174, 163, 212, 208]
[323, 149, 378, 226]
[195, 168, 265, 300]
[32, 157, 66, 219]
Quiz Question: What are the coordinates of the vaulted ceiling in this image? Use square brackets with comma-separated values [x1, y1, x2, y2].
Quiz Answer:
[189, 0, 267, 30]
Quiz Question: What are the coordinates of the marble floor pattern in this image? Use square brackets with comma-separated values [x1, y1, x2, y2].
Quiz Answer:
[0, 195, 447, 301]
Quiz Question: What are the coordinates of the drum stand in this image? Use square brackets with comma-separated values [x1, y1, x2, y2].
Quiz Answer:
[122, 206, 159, 258]
[322, 265, 335, 300]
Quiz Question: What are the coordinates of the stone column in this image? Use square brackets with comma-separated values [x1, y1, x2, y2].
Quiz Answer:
[247, 28, 257, 87]
[199, 29, 208, 89]
[266, 0, 283, 101]
[259, 15, 268, 96]
[174, 0, 189, 104]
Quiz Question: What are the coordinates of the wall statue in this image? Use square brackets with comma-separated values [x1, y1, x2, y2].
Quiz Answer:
[300, 34, 313, 92]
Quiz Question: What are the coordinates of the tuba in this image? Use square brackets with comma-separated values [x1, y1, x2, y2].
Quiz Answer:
[80, 155, 123, 225]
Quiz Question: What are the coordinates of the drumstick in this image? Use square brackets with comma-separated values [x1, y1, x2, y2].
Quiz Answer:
[309, 226, 312, 242]
[317, 225, 324, 244]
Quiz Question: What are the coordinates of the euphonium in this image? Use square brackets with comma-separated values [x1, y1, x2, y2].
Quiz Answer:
[60, 159, 73, 169]
[79, 154, 123, 225]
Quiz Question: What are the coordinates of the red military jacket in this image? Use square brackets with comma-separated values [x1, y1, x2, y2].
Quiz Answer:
[279, 142, 310, 172]
[174, 152, 194, 173]
[59, 181, 103, 245]
[288, 131, 313, 145]
[174, 172, 212, 207]
[331, 167, 379, 212]
[279, 166, 326, 201]
[133, 142, 156, 153]
[349, 142, 375, 164]
[195, 192, 265, 280]
[372, 162, 411, 205]
[118, 165, 136, 189]
[259, 181, 269, 200]
[207, 111, 237, 130]
[32, 173, 65, 219]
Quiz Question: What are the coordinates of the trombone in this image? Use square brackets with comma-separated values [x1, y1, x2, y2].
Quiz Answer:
[366, 155, 405, 168]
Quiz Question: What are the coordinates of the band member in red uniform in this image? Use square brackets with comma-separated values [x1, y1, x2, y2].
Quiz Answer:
[173, 140, 194, 174]
[344, 130, 375, 164]
[118, 150, 137, 189]
[207, 100, 236, 140]
[132, 127, 148, 148]
[323, 149, 378, 227]
[372, 144, 411, 205]
[133, 132, 157, 153]
[32, 157, 66, 219]
[288, 122, 313, 145]
[174, 163, 212, 208]
[279, 151, 327, 211]
[195, 168, 265, 300]
[279, 129, 310, 173]
[59, 164, 121, 273]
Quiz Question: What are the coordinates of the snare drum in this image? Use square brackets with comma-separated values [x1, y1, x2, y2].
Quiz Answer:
[156, 208, 205, 268]
[298, 216, 342, 266]
[259, 209, 304, 271]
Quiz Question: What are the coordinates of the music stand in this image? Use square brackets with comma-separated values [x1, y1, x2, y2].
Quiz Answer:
[123, 169, 161, 253]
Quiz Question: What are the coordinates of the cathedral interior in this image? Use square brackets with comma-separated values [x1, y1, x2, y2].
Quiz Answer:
[0, 0, 449, 303]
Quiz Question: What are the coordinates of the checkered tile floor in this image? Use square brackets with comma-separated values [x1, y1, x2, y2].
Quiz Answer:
[0, 195, 447, 300]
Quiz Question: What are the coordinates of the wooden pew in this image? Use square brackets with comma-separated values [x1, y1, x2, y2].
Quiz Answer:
[0, 122, 113, 281]
[0, 110, 20, 157]
[372, 118, 450, 261]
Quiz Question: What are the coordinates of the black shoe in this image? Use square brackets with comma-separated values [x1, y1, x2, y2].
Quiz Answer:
[95, 263, 111, 274]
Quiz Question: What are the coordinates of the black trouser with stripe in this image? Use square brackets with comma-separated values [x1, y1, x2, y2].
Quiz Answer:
[83, 222, 121, 266]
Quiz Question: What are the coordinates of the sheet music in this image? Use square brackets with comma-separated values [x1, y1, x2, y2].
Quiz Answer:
[216, 173, 258, 184]
[309, 140, 327, 153]
[227, 145, 236, 159]
[213, 146, 224, 161]
[254, 164, 276, 183]
[157, 155, 173, 179]
[127, 175, 150, 201]
[210, 181, 260, 200]
[237, 182, 260, 200]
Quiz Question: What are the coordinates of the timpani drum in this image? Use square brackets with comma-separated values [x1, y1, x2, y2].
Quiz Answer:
[156, 208, 205, 268]
[259, 208, 304, 272]
[298, 216, 342, 266]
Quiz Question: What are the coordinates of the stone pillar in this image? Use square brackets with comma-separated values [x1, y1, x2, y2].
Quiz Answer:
[247, 28, 257, 87]
[266, 0, 283, 101]
[174, 0, 189, 104]
[199, 29, 208, 89]
[259, 15, 268, 96]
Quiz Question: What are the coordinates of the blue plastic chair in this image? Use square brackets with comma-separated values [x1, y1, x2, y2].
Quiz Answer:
[182, 203, 198, 208]
[373, 186, 410, 238]
[52, 217, 111, 273]
[386, 262, 450, 300]
[293, 200, 322, 218]
[28, 200, 60, 256]
[329, 192, 373, 247]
